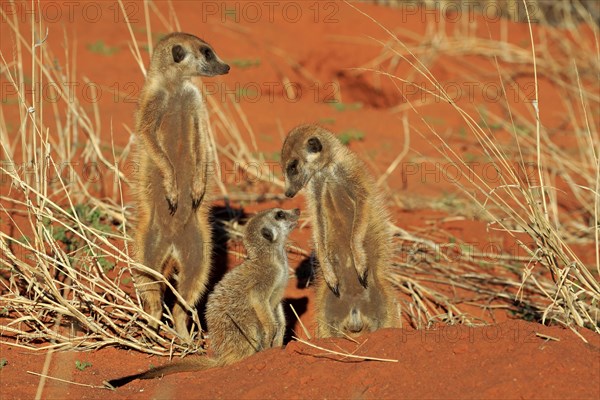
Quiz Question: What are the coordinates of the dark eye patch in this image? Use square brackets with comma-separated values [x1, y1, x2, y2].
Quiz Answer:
[287, 159, 298, 176]
[261, 227, 274, 242]
[172, 45, 186, 63]
[201, 47, 214, 61]
[307, 137, 322, 153]
[275, 211, 285, 220]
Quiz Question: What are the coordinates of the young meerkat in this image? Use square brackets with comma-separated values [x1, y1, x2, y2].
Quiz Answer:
[133, 32, 229, 338]
[280, 124, 398, 337]
[106, 208, 300, 388]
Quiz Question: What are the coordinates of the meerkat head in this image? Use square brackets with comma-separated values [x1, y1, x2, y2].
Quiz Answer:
[150, 32, 230, 80]
[281, 124, 342, 198]
[243, 208, 300, 260]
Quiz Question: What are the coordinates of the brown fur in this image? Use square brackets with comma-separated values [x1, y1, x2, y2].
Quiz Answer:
[280, 124, 398, 338]
[106, 208, 299, 388]
[133, 32, 229, 338]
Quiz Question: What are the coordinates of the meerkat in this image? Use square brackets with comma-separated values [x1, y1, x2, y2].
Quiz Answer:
[133, 32, 230, 338]
[106, 208, 300, 388]
[280, 124, 398, 337]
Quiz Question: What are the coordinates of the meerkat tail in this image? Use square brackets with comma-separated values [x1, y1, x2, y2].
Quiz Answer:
[105, 357, 220, 388]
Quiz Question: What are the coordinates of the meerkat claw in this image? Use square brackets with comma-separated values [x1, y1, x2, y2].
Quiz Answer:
[167, 198, 178, 215]
[192, 195, 204, 210]
[330, 283, 340, 297]
[358, 272, 368, 288]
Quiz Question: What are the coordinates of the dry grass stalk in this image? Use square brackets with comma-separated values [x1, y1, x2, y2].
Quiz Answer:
[27, 371, 106, 390]
[292, 336, 399, 363]
[346, 1, 599, 334]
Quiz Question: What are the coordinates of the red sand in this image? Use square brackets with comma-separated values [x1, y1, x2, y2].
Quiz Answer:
[2, 320, 598, 399]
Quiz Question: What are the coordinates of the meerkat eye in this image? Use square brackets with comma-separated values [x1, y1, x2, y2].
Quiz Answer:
[201, 47, 214, 61]
[275, 211, 285, 220]
[306, 137, 322, 153]
[287, 160, 298, 176]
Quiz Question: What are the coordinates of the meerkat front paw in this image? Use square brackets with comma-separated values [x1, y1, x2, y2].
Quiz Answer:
[191, 196, 203, 210]
[164, 177, 179, 215]
[166, 196, 178, 215]
[352, 247, 368, 288]
[191, 182, 205, 210]
[321, 260, 340, 297]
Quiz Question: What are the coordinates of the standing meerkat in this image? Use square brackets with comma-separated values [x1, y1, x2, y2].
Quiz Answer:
[280, 124, 398, 337]
[133, 32, 229, 338]
[106, 208, 300, 388]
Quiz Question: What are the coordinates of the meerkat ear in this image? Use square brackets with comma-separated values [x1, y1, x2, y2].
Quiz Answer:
[261, 227, 276, 242]
[306, 137, 322, 153]
[172, 45, 186, 63]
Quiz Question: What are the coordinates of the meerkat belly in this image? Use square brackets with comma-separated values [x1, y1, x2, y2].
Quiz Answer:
[322, 186, 355, 272]
[161, 101, 196, 179]
[147, 102, 197, 229]
[269, 275, 288, 310]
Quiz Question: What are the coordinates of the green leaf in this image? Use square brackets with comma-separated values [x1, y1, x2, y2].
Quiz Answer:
[328, 102, 362, 112]
[338, 129, 365, 145]
[75, 360, 92, 371]
[86, 41, 119, 56]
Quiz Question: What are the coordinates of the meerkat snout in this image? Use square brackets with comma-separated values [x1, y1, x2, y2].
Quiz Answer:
[283, 159, 304, 198]
[269, 208, 301, 235]
[281, 133, 326, 198]
[277, 207, 301, 219]
[194, 42, 229, 76]
[244, 208, 300, 261]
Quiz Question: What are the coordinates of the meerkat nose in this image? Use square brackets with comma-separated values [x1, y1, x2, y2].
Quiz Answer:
[293, 208, 300, 216]
[285, 189, 294, 198]
[223, 64, 230, 73]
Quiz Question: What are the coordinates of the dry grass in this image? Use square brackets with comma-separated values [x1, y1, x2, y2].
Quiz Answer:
[292, 336, 399, 363]
[0, 0, 597, 359]
[349, 0, 599, 335]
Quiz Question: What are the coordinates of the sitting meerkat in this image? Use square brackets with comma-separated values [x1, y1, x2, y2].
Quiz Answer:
[280, 124, 398, 337]
[106, 208, 300, 388]
[133, 32, 229, 338]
